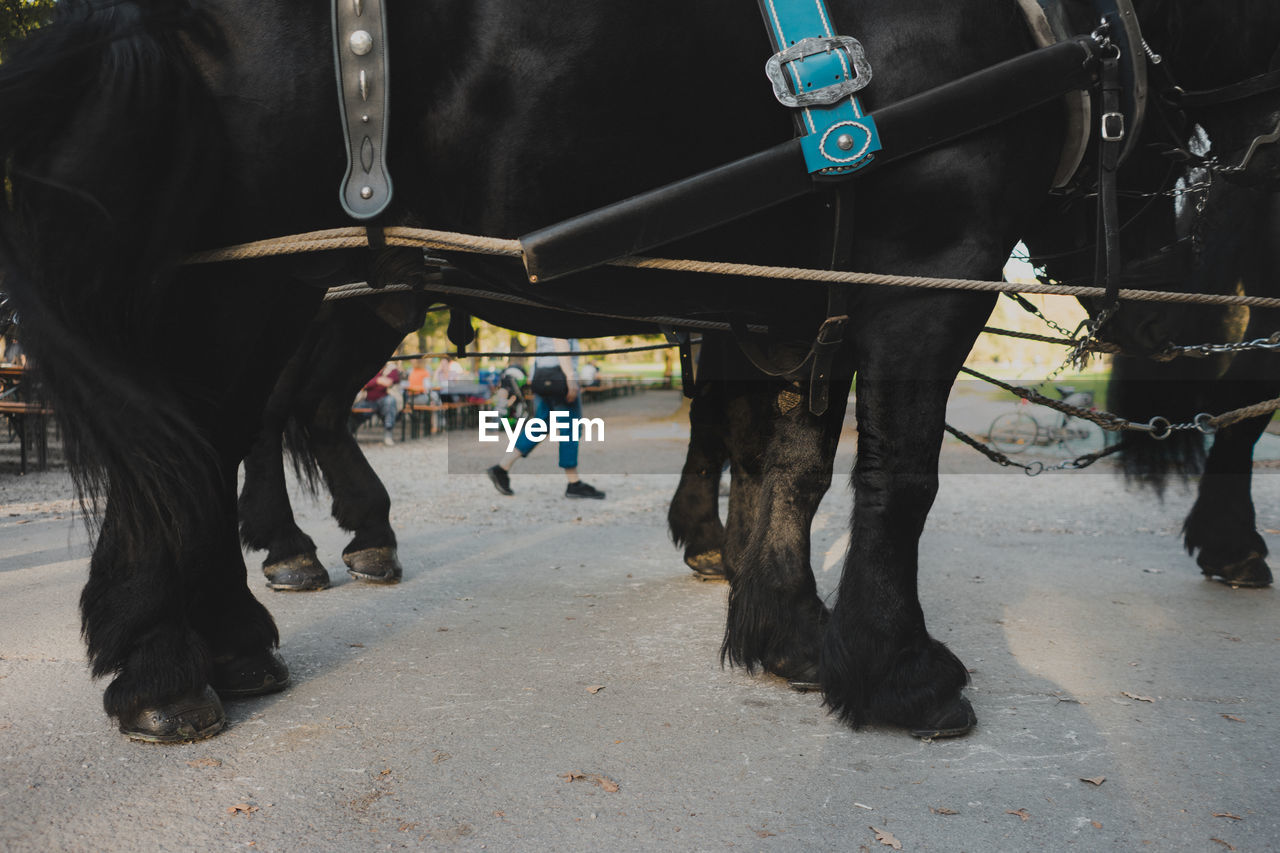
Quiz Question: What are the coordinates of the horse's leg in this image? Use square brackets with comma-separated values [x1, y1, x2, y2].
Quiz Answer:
[194, 456, 293, 700]
[669, 388, 729, 577]
[307, 378, 404, 583]
[669, 340, 729, 578]
[82, 493, 229, 742]
[820, 291, 996, 738]
[84, 274, 319, 741]
[1183, 342, 1280, 588]
[305, 294, 427, 583]
[720, 360, 852, 685]
[719, 386, 765, 586]
[238, 347, 330, 592]
[241, 293, 426, 586]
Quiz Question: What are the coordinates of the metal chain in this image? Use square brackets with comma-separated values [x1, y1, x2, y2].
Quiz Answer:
[960, 365, 1186, 437]
[1156, 331, 1280, 360]
[1000, 292, 1083, 341]
[961, 363, 1280, 442]
[944, 422, 1125, 476]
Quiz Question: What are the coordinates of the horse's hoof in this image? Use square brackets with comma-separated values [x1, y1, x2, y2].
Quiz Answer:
[211, 649, 291, 698]
[118, 686, 226, 743]
[909, 696, 976, 739]
[263, 553, 330, 591]
[767, 655, 821, 691]
[343, 546, 403, 584]
[684, 549, 726, 579]
[787, 666, 822, 693]
[1199, 552, 1273, 588]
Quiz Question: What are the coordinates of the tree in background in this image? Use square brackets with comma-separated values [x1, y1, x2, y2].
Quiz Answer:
[0, 0, 57, 60]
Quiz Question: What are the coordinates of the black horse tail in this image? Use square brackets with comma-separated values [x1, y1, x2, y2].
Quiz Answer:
[1106, 353, 1214, 497]
[0, 1, 225, 553]
[282, 416, 325, 497]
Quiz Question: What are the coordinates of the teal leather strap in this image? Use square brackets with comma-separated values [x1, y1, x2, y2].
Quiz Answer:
[758, 0, 881, 176]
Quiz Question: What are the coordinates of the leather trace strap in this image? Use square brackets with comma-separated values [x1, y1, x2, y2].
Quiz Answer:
[333, 0, 393, 220]
[757, 0, 881, 178]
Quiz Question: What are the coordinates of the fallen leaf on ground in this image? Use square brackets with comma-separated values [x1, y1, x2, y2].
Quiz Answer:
[870, 826, 902, 850]
[1221, 714, 1245, 723]
[1080, 776, 1106, 786]
[1092, 821, 1103, 829]
[560, 771, 619, 792]
[1212, 813, 1244, 821]
[226, 803, 258, 816]
[1211, 839, 1237, 851]
[1122, 691, 1155, 703]
[1006, 809, 1031, 822]
[756, 829, 776, 838]
[586, 685, 605, 695]
[930, 807, 958, 815]
[187, 758, 222, 769]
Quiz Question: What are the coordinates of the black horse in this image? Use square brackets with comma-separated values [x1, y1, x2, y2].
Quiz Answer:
[2, 0, 1279, 742]
[1107, 174, 1280, 588]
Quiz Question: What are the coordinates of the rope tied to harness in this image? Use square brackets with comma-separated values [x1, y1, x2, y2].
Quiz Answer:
[184, 225, 1280, 312]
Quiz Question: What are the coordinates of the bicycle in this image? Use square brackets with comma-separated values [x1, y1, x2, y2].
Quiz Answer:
[987, 385, 1105, 456]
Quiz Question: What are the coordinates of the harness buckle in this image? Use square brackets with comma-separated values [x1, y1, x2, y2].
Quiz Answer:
[765, 36, 872, 108]
[1101, 111, 1126, 142]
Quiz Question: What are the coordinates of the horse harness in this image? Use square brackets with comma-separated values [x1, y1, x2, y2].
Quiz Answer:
[327, 0, 1280, 416]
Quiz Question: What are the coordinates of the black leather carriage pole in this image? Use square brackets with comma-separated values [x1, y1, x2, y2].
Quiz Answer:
[522, 36, 1101, 283]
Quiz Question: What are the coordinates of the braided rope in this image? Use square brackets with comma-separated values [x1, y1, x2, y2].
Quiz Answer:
[322, 283, 417, 301]
[1210, 396, 1280, 430]
[185, 227, 523, 265]
[185, 225, 1280, 311]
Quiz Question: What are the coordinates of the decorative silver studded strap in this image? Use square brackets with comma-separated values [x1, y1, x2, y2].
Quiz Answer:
[333, 0, 392, 220]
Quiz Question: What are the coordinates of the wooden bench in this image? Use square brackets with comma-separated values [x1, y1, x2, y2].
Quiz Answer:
[350, 399, 485, 441]
[0, 399, 54, 474]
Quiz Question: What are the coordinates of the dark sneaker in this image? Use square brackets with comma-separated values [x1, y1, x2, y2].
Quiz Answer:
[566, 481, 605, 500]
[487, 465, 513, 496]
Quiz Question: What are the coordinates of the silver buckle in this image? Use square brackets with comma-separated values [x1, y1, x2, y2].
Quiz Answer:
[765, 36, 872, 109]
[1101, 111, 1126, 142]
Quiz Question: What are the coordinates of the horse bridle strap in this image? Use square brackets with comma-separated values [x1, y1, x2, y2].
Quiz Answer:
[333, 0, 393, 220]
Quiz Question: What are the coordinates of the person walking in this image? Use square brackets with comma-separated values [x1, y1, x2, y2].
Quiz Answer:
[361, 362, 402, 446]
[487, 337, 605, 499]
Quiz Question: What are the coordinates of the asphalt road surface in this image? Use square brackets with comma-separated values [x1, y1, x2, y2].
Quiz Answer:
[1, 388, 1276, 851]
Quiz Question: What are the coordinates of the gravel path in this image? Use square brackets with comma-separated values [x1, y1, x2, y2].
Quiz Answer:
[1, 388, 1277, 851]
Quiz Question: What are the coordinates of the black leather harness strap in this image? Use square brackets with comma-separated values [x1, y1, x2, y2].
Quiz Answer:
[1175, 68, 1280, 110]
[807, 186, 855, 416]
[1095, 52, 1125, 312]
[333, 0, 393, 220]
[662, 326, 698, 399]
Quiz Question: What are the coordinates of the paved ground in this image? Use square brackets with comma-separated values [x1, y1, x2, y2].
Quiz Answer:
[1, 388, 1277, 851]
